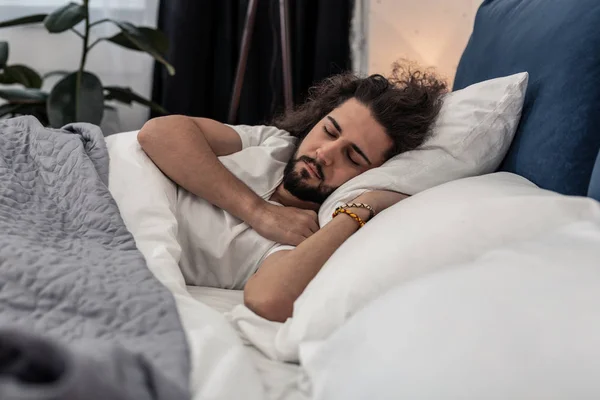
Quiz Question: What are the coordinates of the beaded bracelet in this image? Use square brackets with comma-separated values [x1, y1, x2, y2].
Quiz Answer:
[332, 208, 366, 228]
[335, 202, 375, 219]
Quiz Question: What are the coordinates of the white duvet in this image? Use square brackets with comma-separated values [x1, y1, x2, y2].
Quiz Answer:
[107, 132, 266, 400]
[303, 219, 600, 400]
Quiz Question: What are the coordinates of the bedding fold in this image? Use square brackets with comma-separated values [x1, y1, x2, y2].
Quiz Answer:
[0, 116, 190, 400]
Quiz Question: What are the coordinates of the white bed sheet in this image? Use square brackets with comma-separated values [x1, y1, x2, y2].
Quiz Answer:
[187, 286, 309, 400]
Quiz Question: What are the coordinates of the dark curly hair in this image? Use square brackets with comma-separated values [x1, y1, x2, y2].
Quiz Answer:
[271, 60, 448, 159]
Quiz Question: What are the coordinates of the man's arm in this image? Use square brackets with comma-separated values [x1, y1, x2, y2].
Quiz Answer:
[138, 115, 264, 224]
[137, 115, 319, 246]
[244, 206, 371, 322]
[244, 191, 409, 322]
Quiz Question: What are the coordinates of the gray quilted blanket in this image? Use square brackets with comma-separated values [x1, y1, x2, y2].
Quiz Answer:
[0, 116, 190, 400]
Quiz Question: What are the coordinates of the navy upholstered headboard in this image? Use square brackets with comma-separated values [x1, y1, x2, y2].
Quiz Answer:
[589, 152, 600, 201]
[453, 0, 600, 200]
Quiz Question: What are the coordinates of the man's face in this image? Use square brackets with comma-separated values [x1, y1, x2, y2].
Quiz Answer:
[283, 98, 393, 204]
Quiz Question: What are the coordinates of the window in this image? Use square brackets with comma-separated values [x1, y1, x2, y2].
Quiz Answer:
[0, 0, 61, 5]
[0, 0, 145, 7]
[0, 0, 150, 22]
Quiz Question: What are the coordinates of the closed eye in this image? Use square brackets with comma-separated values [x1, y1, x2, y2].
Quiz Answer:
[323, 125, 335, 137]
[347, 150, 360, 166]
[324, 125, 360, 166]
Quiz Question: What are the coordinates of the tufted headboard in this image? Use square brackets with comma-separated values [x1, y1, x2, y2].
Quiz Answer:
[453, 0, 600, 200]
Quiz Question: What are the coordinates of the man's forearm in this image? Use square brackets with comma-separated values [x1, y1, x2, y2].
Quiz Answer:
[245, 207, 371, 322]
[138, 116, 264, 223]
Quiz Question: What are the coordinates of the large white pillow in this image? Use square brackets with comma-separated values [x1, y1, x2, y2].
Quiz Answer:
[302, 220, 600, 400]
[275, 173, 600, 361]
[318, 72, 529, 226]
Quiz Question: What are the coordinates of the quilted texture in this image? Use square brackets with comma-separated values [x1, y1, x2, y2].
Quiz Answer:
[0, 116, 189, 400]
[453, 0, 600, 196]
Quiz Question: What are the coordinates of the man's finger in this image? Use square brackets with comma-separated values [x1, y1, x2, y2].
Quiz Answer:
[289, 233, 306, 246]
[302, 226, 316, 239]
[307, 218, 319, 233]
[298, 210, 319, 233]
[301, 209, 318, 218]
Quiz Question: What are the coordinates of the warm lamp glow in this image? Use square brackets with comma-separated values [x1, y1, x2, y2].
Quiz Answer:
[367, 0, 481, 83]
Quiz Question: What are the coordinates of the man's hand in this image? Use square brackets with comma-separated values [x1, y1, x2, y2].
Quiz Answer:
[249, 202, 320, 246]
[245, 189, 409, 321]
[351, 190, 409, 216]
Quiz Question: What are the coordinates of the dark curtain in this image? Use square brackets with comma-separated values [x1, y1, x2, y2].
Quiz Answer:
[151, 0, 353, 125]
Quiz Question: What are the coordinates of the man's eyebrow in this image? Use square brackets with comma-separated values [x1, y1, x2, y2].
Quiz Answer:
[327, 115, 342, 132]
[327, 115, 372, 165]
[351, 143, 372, 165]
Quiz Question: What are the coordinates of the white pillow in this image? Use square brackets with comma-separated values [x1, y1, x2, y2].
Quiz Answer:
[302, 220, 600, 400]
[275, 173, 600, 361]
[318, 72, 529, 226]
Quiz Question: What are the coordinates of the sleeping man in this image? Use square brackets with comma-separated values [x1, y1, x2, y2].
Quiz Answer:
[138, 63, 447, 322]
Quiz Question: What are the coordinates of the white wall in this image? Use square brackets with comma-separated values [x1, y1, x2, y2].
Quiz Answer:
[367, 0, 482, 85]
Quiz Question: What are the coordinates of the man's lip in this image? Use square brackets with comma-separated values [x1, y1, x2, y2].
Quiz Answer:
[304, 161, 321, 179]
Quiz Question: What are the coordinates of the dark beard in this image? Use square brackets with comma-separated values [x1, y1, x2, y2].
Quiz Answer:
[282, 155, 336, 204]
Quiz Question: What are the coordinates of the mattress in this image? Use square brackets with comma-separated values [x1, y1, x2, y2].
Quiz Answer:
[187, 286, 308, 400]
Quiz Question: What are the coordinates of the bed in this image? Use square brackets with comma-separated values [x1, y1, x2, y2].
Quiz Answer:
[2, 0, 600, 399]
[103, 1, 600, 398]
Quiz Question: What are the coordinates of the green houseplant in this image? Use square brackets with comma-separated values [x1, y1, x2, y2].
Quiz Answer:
[0, 0, 174, 128]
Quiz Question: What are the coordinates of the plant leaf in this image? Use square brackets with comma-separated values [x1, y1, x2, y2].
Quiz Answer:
[0, 88, 47, 103]
[107, 27, 169, 55]
[104, 86, 168, 114]
[0, 103, 48, 124]
[0, 103, 20, 118]
[44, 2, 86, 33]
[43, 70, 70, 80]
[0, 42, 8, 68]
[47, 71, 104, 127]
[23, 104, 49, 125]
[110, 20, 175, 75]
[0, 14, 47, 29]
[0, 65, 43, 88]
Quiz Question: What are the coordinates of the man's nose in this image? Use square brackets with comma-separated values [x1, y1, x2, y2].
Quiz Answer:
[316, 142, 337, 166]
